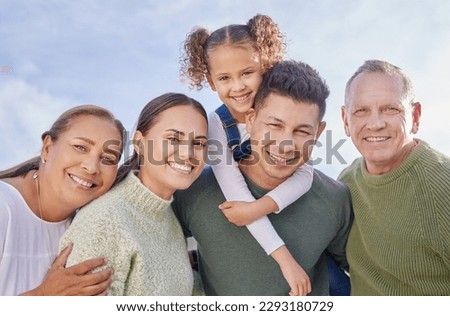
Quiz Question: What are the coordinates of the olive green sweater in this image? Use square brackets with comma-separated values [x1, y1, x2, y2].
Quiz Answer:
[339, 140, 450, 295]
[174, 167, 353, 295]
[60, 172, 193, 296]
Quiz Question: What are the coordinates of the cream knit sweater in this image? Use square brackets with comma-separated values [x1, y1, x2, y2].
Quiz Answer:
[60, 172, 193, 295]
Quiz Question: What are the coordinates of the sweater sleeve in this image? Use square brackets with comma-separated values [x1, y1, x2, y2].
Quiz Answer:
[208, 112, 256, 203]
[59, 201, 127, 295]
[266, 163, 314, 213]
[208, 112, 284, 255]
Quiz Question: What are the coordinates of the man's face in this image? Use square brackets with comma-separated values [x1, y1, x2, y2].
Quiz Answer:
[245, 93, 326, 189]
[342, 72, 421, 174]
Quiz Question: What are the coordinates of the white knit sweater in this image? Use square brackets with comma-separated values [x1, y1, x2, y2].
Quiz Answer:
[59, 172, 193, 295]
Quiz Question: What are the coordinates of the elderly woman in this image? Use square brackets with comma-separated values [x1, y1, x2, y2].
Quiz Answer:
[0, 105, 125, 295]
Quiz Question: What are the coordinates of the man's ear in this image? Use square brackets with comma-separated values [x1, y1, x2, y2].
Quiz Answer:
[411, 102, 422, 134]
[341, 105, 351, 137]
[315, 121, 327, 142]
[206, 74, 217, 91]
[41, 134, 53, 163]
[245, 108, 256, 134]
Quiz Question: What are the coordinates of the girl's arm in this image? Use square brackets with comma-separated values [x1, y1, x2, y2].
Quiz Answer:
[209, 112, 312, 295]
[219, 162, 314, 226]
[208, 112, 283, 254]
[267, 163, 314, 212]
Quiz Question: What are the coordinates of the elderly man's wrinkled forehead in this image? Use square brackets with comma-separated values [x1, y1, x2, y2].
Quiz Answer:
[345, 71, 415, 108]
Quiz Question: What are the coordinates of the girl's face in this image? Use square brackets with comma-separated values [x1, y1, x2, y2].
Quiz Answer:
[206, 43, 264, 123]
[40, 115, 122, 221]
[134, 105, 208, 200]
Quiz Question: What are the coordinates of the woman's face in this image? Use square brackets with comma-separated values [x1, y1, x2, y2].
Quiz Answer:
[134, 105, 208, 200]
[40, 115, 122, 221]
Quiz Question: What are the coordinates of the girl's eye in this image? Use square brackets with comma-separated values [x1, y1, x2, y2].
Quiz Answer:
[242, 71, 253, 77]
[218, 76, 229, 81]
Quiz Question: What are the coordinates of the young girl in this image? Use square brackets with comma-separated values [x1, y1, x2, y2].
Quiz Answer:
[180, 14, 313, 296]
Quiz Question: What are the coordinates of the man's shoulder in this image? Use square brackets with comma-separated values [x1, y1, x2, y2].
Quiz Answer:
[190, 166, 219, 189]
[337, 157, 363, 184]
[312, 168, 351, 196]
[307, 169, 353, 216]
[422, 142, 450, 170]
[175, 167, 221, 200]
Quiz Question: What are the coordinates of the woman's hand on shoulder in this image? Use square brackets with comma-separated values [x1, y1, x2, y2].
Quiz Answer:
[21, 243, 113, 296]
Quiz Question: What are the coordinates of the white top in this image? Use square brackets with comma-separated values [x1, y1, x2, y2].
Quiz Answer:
[0, 180, 70, 296]
[208, 112, 314, 255]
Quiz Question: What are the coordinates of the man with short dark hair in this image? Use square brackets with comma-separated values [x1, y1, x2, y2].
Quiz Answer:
[173, 60, 353, 295]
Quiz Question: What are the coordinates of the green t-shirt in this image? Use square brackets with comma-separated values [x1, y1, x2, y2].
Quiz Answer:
[173, 167, 353, 295]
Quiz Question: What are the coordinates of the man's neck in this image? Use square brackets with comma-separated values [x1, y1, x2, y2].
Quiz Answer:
[238, 158, 285, 191]
[365, 139, 418, 175]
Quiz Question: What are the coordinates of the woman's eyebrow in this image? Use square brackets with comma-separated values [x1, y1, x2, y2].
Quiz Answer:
[74, 136, 95, 145]
[166, 129, 208, 140]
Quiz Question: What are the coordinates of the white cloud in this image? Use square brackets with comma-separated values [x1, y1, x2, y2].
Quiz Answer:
[0, 78, 73, 169]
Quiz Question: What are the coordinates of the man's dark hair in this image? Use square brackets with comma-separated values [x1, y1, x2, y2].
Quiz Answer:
[254, 60, 329, 121]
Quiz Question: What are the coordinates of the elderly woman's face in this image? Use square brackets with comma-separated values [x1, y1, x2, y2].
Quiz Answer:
[40, 115, 122, 220]
[135, 105, 208, 200]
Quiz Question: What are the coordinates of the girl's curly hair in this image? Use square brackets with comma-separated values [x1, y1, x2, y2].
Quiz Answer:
[180, 14, 286, 90]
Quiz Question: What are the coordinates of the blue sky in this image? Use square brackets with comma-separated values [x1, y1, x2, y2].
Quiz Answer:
[1, 0, 449, 179]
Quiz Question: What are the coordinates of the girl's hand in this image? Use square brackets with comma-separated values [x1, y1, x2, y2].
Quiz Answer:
[271, 246, 312, 296]
[280, 259, 312, 296]
[219, 196, 279, 226]
[219, 201, 256, 226]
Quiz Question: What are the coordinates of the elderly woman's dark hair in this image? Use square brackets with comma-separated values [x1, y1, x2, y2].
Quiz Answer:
[0, 105, 125, 179]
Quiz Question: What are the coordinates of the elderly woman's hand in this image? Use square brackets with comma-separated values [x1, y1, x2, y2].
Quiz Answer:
[21, 243, 113, 296]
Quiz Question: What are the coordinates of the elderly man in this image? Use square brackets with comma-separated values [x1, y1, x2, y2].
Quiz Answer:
[339, 59, 450, 295]
[173, 60, 353, 295]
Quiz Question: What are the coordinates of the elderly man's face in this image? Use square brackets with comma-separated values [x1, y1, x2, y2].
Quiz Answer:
[342, 72, 421, 175]
[244, 93, 326, 188]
